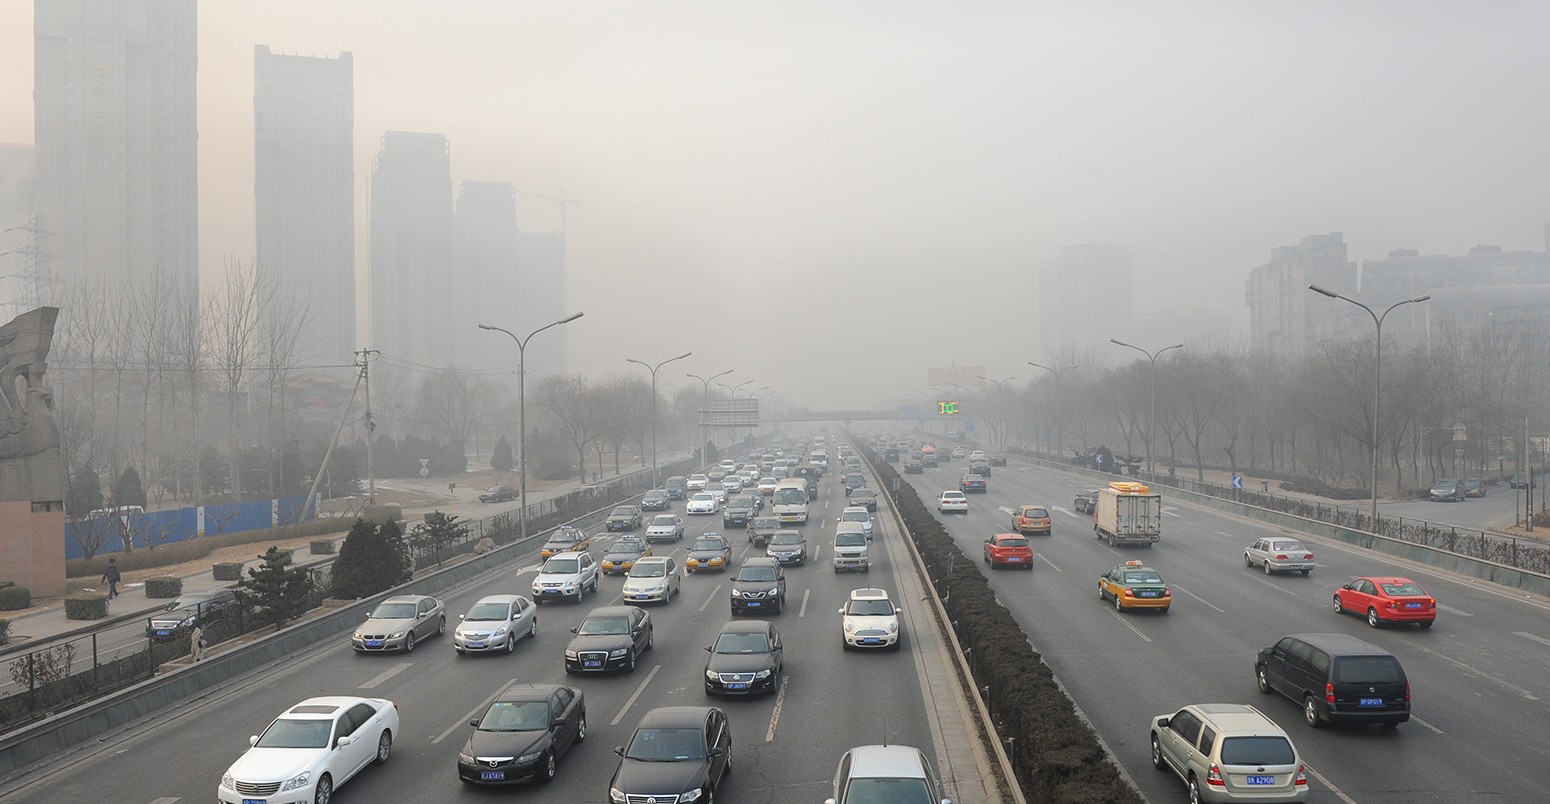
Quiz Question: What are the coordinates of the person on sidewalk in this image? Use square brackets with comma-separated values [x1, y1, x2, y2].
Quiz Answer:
[190, 624, 206, 662]
[101, 558, 121, 599]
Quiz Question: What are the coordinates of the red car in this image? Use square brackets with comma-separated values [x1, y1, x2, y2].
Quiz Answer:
[982, 533, 1034, 570]
[1334, 576, 1436, 628]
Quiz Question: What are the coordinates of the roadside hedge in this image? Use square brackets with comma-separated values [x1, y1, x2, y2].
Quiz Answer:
[212, 562, 245, 581]
[309, 539, 336, 555]
[859, 441, 1143, 804]
[143, 576, 183, 598]
[64, 594, 109, 620]
[66, 517, 353, 578]
[0, 586, 32, 611]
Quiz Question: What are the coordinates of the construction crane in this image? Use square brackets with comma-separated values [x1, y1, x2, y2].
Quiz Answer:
[513, 189, 580, 240]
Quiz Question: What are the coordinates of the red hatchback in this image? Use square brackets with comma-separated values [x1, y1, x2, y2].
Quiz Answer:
[1334, 576, 1436, 629]
[983, 533, 1034, 570]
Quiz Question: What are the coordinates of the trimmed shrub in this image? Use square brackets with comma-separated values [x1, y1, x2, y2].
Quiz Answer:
[212, 562, 245, 581]
[143, 576, 182, 598]
[0, 580, 14, 589]
[309, 539, 336, 555]
[0, 586, 32, 610]
[64, 594, 109, 620]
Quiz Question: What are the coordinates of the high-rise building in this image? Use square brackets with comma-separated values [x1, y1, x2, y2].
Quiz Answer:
[1040, 242, 1133, 353]
[0, 144, 37, 312]
[255, 46, 355, 365]
[33, 0, 199, 295]
[514, 230, 568, 380]
[369, 131, 454, 368]
[1245, 233, 1357, 359]
[1359, 243, 1550, 350]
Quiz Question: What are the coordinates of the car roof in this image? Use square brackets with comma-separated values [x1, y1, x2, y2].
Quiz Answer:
[846, 744, 930, 778]
[842, 506, 869, 513]
[1360, 576, 1417, 585]
[991, 533, 1026, 541]
[495, 682, 570, 703]
[1185, 704, 1285, 733]
[632, 556, 673, 566]
[716, 619, 772, 635]
[1018, 504, 1048, 511]
[1282, 632, 1395, 656]
[584, 605, 638, 618]
[380, 594, 434, 605]
[545, 551, 588, 560]
[849, 588, 891, 601]
[636, 705, 718, 729]
[472, 594, 524, 606]
[741, 556, 780, 568]
[284, 696, 380, 718]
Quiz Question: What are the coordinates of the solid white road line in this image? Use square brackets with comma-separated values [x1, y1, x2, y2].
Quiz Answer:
[359, 662, 412, 689]
[766, 674, 791, 742]
[1516, 631, 1550, 648]
[1053, 506, 1079, 518]
[1301, 763, 1360, 804]
[611, 664, 662, 726]
[1169, 584, 1226, 613]
[799, 588, 811, 617]
[434, 677, 519, 744]
[148, 798, 181, 804]
[1411, 715, 1445, 734]
[1106, 607, 1153, 642]
[1039, 553, 1063, 572]
[698, 584, 723, 613]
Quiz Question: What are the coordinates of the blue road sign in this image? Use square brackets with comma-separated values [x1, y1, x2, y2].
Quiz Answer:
[965, 420, 976, 433]
[1232, 474, 1244, 490]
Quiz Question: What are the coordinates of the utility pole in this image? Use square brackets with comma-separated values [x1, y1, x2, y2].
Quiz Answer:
[2, 214, 54, 310]
[356, 347, 379, 505]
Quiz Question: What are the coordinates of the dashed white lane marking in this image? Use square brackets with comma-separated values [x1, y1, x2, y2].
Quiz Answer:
[611, 664, 662, 726]
[149, 798, 181, 804]
[1300, 763, 1359, 804]
[766, 674, 791, 742]
[359, 662, 412, 689]
[1162, 507, 1182, 517]
[698, 584, 723, 613]
[1053, 506, 1079, 518]
[1039, 553, 1063, 572]
[1170, 584, 1225, 613]
[434, 677, 520, 744]
[799, 588, 812, 617]
[1516, 631, 1550, 648]
[1411, 715, 1445, 734]
[997, 506, 1015, 516]
[1436, 603, 1472, 617]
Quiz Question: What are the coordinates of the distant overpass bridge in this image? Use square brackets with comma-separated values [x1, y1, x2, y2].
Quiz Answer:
[765, 407, 941, 422]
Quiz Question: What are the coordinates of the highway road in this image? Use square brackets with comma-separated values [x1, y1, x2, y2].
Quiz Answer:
[1378, 488, 1540, 532]
[2, 462, 961, 804]
[898, 452, 1550, 803]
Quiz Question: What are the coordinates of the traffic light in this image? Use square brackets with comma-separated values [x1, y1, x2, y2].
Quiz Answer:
[938, 401, 959, 415]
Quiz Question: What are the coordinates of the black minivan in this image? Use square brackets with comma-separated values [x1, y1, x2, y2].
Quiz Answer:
[1255, 633, 1409, 728]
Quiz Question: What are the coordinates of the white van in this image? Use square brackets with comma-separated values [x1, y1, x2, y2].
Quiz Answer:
[772, 479, 811, 524]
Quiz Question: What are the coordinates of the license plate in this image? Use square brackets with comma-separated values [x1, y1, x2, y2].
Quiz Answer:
[633, 595, 650, 600]
[1246, 775, 1275, 785]
[365, 640, 383, 648]
[1405, 602, 1422, 609]
[544, 590, 560, 595]
[1139, 590, 1158, 597]
[243, 799, 267, 804]
[156, 629, 171, 636]
[480, 771, 505, 781]
[584, 660, 602, 668]
[1360, 697, 1383, 707]
[467, 642, 486, 649]
[727, 683, 749, 690]
[863, 638, 881, 644]
[746, 602, 761, 607]
[1008, 557, 1022, 562]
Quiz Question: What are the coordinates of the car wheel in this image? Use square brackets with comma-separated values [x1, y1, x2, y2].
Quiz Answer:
[529, 618, 539, 639]
[375, 730, 392, 764]
[1303, 695, 1323, 728]
[437, 615, 447, 635]
[625, 650, 637, 672]
[1187, 774, 1202, 804]
[983, 552, 989, 564]
[1256, 665, 1273, 694]
[1332, 595, 1344, 614]
[1418, 620, 1434, 629]
[576, 710, 588, 742]
[1264, 560, 1274, 576]
[537, 752, 556, 784]
[1367, 607, 1382, 628]
[1244, 553, 1253, 567]
[723, 744, 732, 775]
[1114, 595, 1124, 612]
[404, 632, 415, 653]
[1300, 569, 1311, 576]
[505, 633, 516, 654]
[1097, 583, 1106, 601]
[313, 774, 333, 804]
[647, 629, 655, 650]
[1150, 734, 1166, 770]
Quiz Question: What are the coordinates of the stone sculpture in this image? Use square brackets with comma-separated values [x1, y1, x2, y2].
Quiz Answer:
[0, 307, 64, 504]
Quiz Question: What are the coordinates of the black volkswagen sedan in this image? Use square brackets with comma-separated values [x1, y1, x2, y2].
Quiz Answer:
[609, 706, 731, 804]
[457, 683, 585, 786]
[704, 620, 783, 695]
[564, 606, 653, 673]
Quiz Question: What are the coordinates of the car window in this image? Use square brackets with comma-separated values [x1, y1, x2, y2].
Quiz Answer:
[1169, 710, 1202, 744]
[370, 602, 416, 619]
[1333, 656, 1403, 684]
[555, 687, 574, 709]
[343, 703, 375, 736]
[419, 599, 435, 615]
[1220, 735, 1295, 765]
[1273, 540, 1304, 551]
[1198, 726, 1217, 754]
[1123, 571, 1162, 584]
[1024, 508, 1048, 518]
[625, 727, 705, 760]
[737, 566, 777, 582]
[632, 609, 647, 629]
[550, 695, 565, 723]
[1285, 640, 1315, 670]
[256, 718, 333, 749]
[713, 632, 771, 653]
[576, 616, 630, 635]
[482, 700, 549, 731]
[1380, 581, 1424, 596]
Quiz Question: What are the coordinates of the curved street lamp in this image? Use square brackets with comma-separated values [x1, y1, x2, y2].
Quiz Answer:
[627, 351, 693, 488]
[687, 369, 734, 467]
[1110, 340, 1183, 479]
[478, 312, 584, 540]
[976, 375, 1015, 450]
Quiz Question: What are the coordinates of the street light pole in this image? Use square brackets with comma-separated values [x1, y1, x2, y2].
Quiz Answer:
[1308, 284, 1430, 526]
[1028, 361, 1079, 457]
[627, 351, 693, 489]
[478, 313, 584, 541]
[718, 379, 757, 449]
[687, 369, 734, 467]
[1110, 340, 1184, 480]
[976, 375, 1014, 450]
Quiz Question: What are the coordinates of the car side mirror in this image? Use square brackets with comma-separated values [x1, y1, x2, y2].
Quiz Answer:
[336, 735, 353, 748]
[470, 719, 481, 727]
[249, 735, 259, 746]
[709, 747, 724, 758]
[838, 608, 846, 614]
[825, 799, 838, 804]
[895, 606, 903, 614]
[613, 745, 625, 757]
[569, 626, 579, 634]
[705, 645, 713, 652]
[552, 717, 566, 728]
[1157, 717, 1170, 728]
[458, 614, 466, 620]
[364, 613, 371, 620]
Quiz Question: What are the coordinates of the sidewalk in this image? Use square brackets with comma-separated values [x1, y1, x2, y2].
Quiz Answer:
[5, 450, 693, 647]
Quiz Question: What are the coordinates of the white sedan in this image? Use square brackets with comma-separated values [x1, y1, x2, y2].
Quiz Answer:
[686, 492, 721, 515]
[937, 491, 969, 514]
[621, 556, 682, 604]
[219, 696, 398, 804]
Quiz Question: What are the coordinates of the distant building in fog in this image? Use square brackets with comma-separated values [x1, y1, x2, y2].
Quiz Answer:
[1136, 307, 1235, 351]
[1245, 233, 1356, 359]
[1359, 239, 1550, 350]
[369, 131, 454, 368]
[1040, 242, 1133, 353]
[33, 0, 199, 295]
[255, 46, 356, 365]
[0, 144, 36, 312]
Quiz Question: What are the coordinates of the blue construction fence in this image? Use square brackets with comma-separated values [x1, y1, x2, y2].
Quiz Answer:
[64, 496, 317, 560]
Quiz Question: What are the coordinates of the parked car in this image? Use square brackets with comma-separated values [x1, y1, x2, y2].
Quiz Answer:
[608, 707, 731, 804]
[1150, 703, 1309, 803]
[217, 696, 398, 804]
[457, 683, 585, 785]
[145, 589, 236, 640]
[479, 485, 517, 503]
[453, 595, 538, 655]
[703, 620, 784, 696]
[565, 605, 652, 673]
[1333, 576, 1436, 628]
[1255, 633, 1410, 728]
[352, 595, 446, 653]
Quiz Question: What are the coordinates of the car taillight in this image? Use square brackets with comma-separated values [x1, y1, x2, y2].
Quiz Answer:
[1295, 764, 1307, 786]
[1123, 589, 1135, 597]
[1325, 682, 1336, 703]
[1206, 763, 1224, 786]
[1162, 589, 1171, 597]
[1404, 681, 1411, 702]
[1304, 553, 1315, 560]
[1275, 554, 1289, 561]
[1425, 598, 1435, 608]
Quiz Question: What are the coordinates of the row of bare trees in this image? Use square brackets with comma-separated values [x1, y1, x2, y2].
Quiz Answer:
[966, 325, 1548, 496]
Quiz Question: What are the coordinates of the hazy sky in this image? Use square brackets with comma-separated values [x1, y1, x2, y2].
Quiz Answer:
[3, 1, 1548, 408]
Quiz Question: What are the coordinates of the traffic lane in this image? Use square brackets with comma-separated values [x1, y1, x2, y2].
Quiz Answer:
[1381, 492, 1524, 530]
[907, 463, 1550, 802]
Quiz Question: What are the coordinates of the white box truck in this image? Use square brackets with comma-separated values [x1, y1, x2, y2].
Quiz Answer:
[1093, 481, 1162, 547]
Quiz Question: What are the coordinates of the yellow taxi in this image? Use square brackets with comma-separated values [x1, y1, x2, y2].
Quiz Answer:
[1012, 504, 1052, 536]
[1097, 560, 1171, 613]
[539, 526, 591, 559]
[599, 536, 651, 575]
[685, 533, 733, 574]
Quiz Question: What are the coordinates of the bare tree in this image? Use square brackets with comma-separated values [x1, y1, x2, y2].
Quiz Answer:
[168, 279, 208, 502]
[533, 375, 608, 483]
[209, 258, 265, 500]
[414, 368, 483, 450]
[258, 278, 316, 496]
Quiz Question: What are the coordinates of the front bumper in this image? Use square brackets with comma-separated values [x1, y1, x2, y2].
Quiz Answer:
[843, 630, 898, 649]
[457, 756, 545, 785]
[833, 555, 870, 572]
[219, 781, 316, 804]
[686, 558, 727, 573]
[623, 588, 671, 603]
[565, 650, 633, 672]
[454, 630, 512, 652]
[607, 521, 635, 531]
[768, 550, 805, 565]
[731, 594, 780, 613]
[532, 586, 583, 602]
[706, 671, 777, 695]
[353, 633, 412, 652]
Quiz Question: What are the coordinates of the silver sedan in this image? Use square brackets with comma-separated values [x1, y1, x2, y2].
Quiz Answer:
[453, 594, 538, 655]
[1244, 537, 1315, 576]
[353, 594, 447, 653]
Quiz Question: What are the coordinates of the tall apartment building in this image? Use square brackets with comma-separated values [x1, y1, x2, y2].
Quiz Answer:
[33, 0, 199, 295]
[1040, 242, 1133, 353]
[255, 46, 356, 365]
[1245, 233, 1357, 359]
[369, 131, 454, 368]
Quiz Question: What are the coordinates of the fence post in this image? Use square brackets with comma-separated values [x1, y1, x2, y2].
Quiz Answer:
[92, 632, 99, 691]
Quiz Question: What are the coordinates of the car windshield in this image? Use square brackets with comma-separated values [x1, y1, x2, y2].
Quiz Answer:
[1379, 581, 1425, 596]
[771, 532, 802, 545]
[610, 540, 645, 555]
[843, 778, 934, 804]
[370, 602, 416, 619]
[713, 632, 771, 654]
[737, 567, 777, 582]
[631, 563, 667, 578]
[256, 717, 333, 749]
[479, 701, 550, 731]
[651, 516, 677, 526]
[625, 727, 705, 761]
[691, 494, 714, 502]
[1123, 572, 1162, 584]
[997, 537, 1029, 548]
[577, 616, 630, 635]
[611, 508, 634, 516]
[542, 558, 579, 574]
[941, 493, 963, 501]
[464, 602, 510, 621]
[774, 489, 806, 503]
[1433, 480, 1458, 489]
[486, 486, 506, 493]
[842, 512, 868, 522]
[848, 600, 894, 616]
[1022, 508, 1048, 518]
[691, 539, 724, 551]
[837, 533, 867, 546]
[548, 532, 580, 545]
[752, 518, 779, 529]
[853, 490, 876, 498]
[1333, 656, 1404, 684]
[1219, 735, 1295, 765]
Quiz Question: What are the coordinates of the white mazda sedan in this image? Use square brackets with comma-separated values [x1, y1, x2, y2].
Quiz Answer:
[219, 696, 399, 804]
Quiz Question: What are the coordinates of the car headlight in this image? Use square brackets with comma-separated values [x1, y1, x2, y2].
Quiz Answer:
[179, 615, 196, 627]
[844, 621, 856, 633]
[681, 788, 703, 802]
[610, 787, 626, 803]
[458, 752, 475, 764]
[731, 589, 743, 598]
[564, 650, 578, 659]
[492, 626, 508, 636]
[609, 648, 630, 658]
[754, 669, 772, 679]
[352, 632, 364, 640]
[279, 771, 311, 791]
[388, 631, 405, 639]
[706, 669, 719, 680]
[221, 772, 235, 789]
[888, 622, 898, 633]
[517, 751, 542, 763]
[562, 579, 577, 589]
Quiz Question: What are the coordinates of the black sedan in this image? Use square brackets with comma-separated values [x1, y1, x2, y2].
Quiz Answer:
[457, 683, 585, 785]
[849, 488, 879, 511]
[704, 620, 783, 695]
[609, 706, 731, 804]
[564, 606, 653, 673]
[640, 489, 671, 511]
[145, 589, 237, 640]
[904, 460, 923, 474]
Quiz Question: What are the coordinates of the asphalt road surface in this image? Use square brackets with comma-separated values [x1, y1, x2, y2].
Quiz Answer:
[901, 454, 1550, 803]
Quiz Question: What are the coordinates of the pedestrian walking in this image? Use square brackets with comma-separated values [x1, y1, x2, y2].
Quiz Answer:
[101, 558, 121, 599]
[190, 624, 206, 662]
